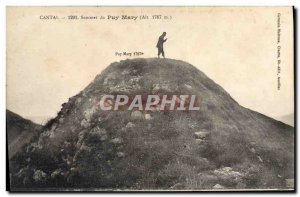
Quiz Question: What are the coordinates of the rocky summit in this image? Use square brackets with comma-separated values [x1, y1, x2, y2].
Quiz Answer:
[9, 58, 294, 191]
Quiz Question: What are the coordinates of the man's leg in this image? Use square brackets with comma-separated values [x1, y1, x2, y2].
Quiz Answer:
[162, 48, 165, 58]
[158, 48, 161, 58]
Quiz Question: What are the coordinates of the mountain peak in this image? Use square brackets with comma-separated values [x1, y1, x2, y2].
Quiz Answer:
[9, 58, 294, 190]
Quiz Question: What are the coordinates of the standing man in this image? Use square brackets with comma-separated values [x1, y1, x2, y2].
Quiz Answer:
[156, 32, 167, 58]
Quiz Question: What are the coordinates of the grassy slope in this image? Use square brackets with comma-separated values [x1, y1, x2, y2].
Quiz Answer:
[9, 58, 294, 190]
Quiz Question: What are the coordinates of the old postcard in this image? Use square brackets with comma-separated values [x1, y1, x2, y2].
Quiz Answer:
[6, 6, 294, 191]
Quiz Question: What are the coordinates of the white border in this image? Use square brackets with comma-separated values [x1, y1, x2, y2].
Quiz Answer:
[1, 1, 298, 196]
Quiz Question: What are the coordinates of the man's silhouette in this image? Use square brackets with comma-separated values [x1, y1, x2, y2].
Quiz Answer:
[156, 32, 167, 58]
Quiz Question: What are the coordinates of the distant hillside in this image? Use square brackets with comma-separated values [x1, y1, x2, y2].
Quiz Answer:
[277, 114, 294, 126]
[9, 58, 294, 191]
[7, 110, 42, 159]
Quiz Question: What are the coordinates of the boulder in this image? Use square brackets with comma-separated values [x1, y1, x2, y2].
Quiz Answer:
[33, 170, 47, 182]
[145, 113, 153, 120]
[117, 152, 125, 158]
[195, 139, 205, 144]
[184, 84, 193, 89]
[213, 184, 226, 189]
[152, 83, 172, 93]
[170, 183, 185, 189]
[59, 117, 64, 124]
[194, 131, 210, 139]
[83, 105, 98, 121]
[257, 156, 263, 163]
[91, 127, 107, 141]
[51, 169, 62, 179]
[75, 97, 82, 106]
[213, 167, 244, 185]
[125, 122, 135, 128]
[131, 111, 144, 120]
[80, 119, 91, 129]
[80, 143, 92, 152]
[250, 148, 256, 153]
[111, 137, 123, 144]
